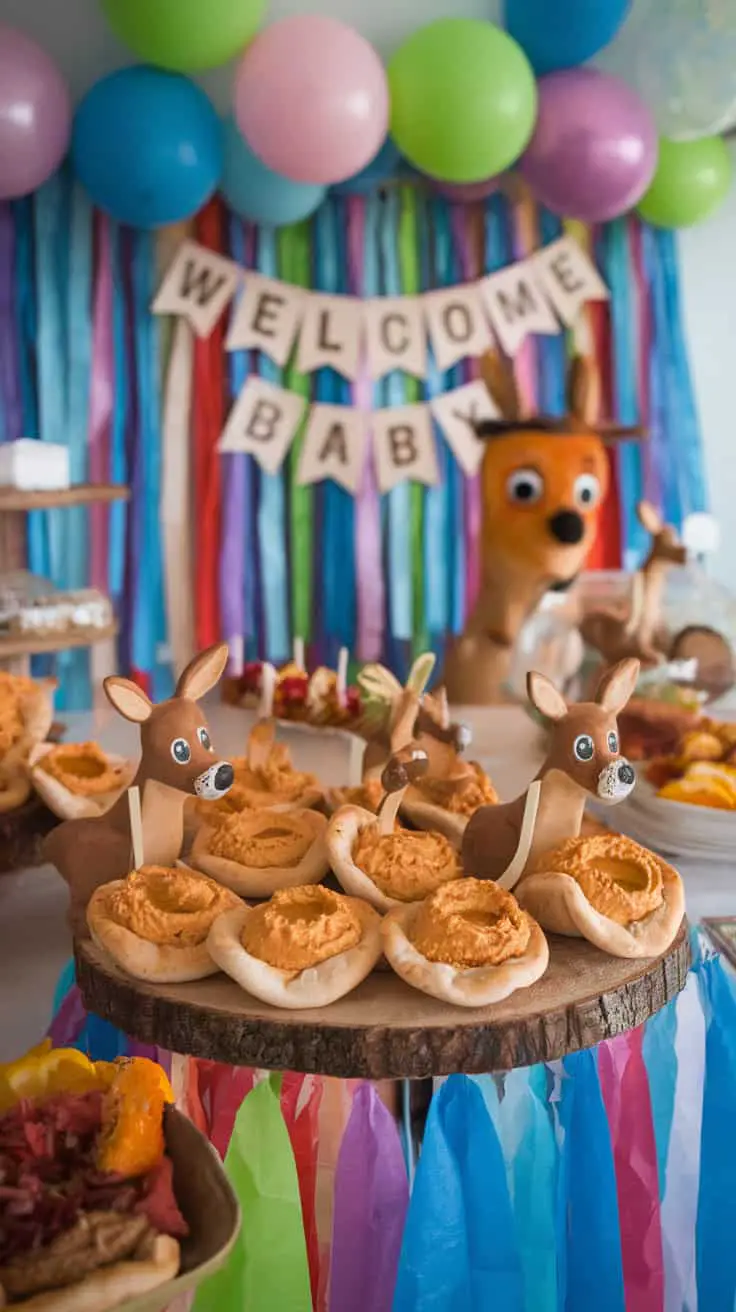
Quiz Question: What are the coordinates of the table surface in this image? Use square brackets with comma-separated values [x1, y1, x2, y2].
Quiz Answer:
[2, 698, 732, 1065]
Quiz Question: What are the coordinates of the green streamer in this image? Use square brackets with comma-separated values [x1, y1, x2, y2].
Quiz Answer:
[278, 221, 313, 643]
[192, 1074, 312, 1312]
[397, 185, 427, 656]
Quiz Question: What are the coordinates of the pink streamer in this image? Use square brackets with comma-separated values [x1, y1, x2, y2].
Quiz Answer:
[281, 1073, 324, 1308]
[347, 197, 384, 661]
[328, 1082, 409, 1312]
[599, 1027, 665, 1312]
[193, 1060, 257, 1160]
[87, 213, 113, 592]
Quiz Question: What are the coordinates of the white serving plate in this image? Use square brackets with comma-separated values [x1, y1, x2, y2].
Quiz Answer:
[596, 777, 736, 863]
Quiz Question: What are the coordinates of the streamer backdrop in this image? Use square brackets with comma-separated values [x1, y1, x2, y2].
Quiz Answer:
[0, 173, 706, 707]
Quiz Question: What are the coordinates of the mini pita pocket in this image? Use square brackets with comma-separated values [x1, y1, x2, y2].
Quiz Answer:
[325, 778, 385, 817]
[29, 742, 135, 821]
[87, 864, 242, 983]
[401, 762, 498, 846]
[326, 805, 463, 912]
[516, 833, 685, 959]
[0, 672, 55, 763]
[381, 879, 549, 1008]
[207, 889, 382, 1009]
[189, 808, 329, 897]
[0, 1232, 181, 1312]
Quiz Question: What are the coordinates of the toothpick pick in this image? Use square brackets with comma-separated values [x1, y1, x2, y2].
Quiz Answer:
[259, 662, 277, 720]
[293, 637, 305, 671]
[127, 786, 144, 872]
[336, 647, 349, 706]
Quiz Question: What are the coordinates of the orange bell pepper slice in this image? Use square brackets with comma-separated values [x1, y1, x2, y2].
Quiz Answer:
[97, 1057, 174, 1178]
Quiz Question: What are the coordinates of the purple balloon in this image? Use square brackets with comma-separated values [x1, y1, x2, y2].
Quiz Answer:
[0, 26, 71, 200]
[432, 175, 504, 203]
[520, 68, 657, 223]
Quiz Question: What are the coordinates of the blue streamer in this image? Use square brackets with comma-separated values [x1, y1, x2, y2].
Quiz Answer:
[421, 197, 450, 640]
[537, 210, 567, 416]
[393, 1074, 523, 1311]
[658, 228, 708, 519]
[59, 184, 93, 708]
[562, 1049, 626, 1312]
[642, 224, 683, 532]
[108, 224, 128, 605]
[34, 174, 70, 589]
[380, 191, 412, 644]
[131, 230, 171, 699]
[696, 953, 736, 1308]
[600, 220, 645, 568]
[642, 991, 679, 1200]
[314, 196, 355, 652]
[255, 230, 290, 662]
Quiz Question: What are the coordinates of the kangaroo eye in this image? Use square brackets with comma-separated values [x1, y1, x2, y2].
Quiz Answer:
[171, 738, 191, 764]
[574, 473, 601, 508]
[607, 730, 619, 753]
[197, 727, 212, 751]
[573, 734, 594, 762]
[506, 468, 544, 505]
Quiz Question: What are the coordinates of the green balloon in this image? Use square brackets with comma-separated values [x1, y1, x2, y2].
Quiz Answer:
[388, 18, 537, 184]
[101, 0, 266, 73]
[637, 136, 732, 229]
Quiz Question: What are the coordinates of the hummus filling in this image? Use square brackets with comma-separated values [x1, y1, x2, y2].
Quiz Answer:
[352, 826, 463, 902]
[410, 878, 531, 968]
[39, 742, 123, 796]
[0, 674, 38, 757]
[207, 809, 316, 868]
[198, 747, 318, 816]
[104, 865, 237, 946]
[533, 834, 664, 926]
[242, 885, 362, 971]
[332, 779, 385, 813]
[414, 763, 498, 816]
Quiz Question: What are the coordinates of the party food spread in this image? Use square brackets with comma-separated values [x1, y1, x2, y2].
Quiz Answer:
[381, 877, 549, 1007]
[87, 864, 241, 983]
[223, 657, 362, 730]
[0, 1050, 185, 1309]
[207, 884, 382, 1009]
[645, 717, 736, 809]
[190, 806, 329, 897]
[516, 832, 684, 958]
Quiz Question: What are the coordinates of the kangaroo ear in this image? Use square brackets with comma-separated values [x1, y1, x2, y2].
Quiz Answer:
[527, 671, 567, 722]
[637, 500, 663, 536]
[596, 658, 640, 715]
[567, 356, 600, 426]
[104, 678, 153, 724]
[479, 350, 523, 421]
[176, 643, 229, 702]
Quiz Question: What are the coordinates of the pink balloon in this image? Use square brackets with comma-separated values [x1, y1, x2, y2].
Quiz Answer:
[519, 69, 657, 223]
[234, 15, 389, 186]
[0, 26, 71, 200]
[432, 175, 504, 203]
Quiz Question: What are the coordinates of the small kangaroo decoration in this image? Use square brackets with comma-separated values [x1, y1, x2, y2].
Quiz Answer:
[375, 694, 430, 834]
[45, 644, 234, 934]
[462, 657, 639, 886]
[580, 502, 687, 667]
[359, 655, 471, 780]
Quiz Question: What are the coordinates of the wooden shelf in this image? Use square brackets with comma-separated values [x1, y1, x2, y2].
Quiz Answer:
[0, 484, 129, 512]
[0, 622, 118, 660]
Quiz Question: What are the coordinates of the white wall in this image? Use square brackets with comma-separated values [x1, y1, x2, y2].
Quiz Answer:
[4, 0, 734, 580]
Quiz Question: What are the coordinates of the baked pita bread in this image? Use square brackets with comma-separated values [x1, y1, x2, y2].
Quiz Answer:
[28, 743, 135, 821]
[189, 810, 329, 898]
[0, 1233, 179, 1312]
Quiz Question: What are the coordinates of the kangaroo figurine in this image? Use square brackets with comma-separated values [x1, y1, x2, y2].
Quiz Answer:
[45, 644, 234, 935]
[462, 657, 639, 886]
[580, 501, 687, 667]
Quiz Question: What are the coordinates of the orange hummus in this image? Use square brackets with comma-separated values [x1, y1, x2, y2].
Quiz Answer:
[102, 865, 237, 946]
[242, 885, 362, 971]
[352, 826, 462, 902]
[0, 673, 36, 757]
[207, 809, 316, 868]
[414, 763, 498, 816]
[332, 779, 385, 813]
[410, 878, 531, 968]
[38, 741, 124, 796]
[533, 834, 664, 926]
[198, 746, 318, 816]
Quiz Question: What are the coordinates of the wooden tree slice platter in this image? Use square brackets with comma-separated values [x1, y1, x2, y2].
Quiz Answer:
[75, 921, 689, 1080]
[0, 794, 57, 874]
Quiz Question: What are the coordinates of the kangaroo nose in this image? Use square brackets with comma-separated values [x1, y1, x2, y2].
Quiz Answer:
[618, 763, 635, 786]
[548, 510, 585, 545]
[215, 763, 234, 792]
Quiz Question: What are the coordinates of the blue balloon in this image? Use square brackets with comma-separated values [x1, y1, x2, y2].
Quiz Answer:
[71, 66, 222, 228]
[221, 118, 325, 226]
[504, 0, 632, 76]
[332, 136, 404, 196]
